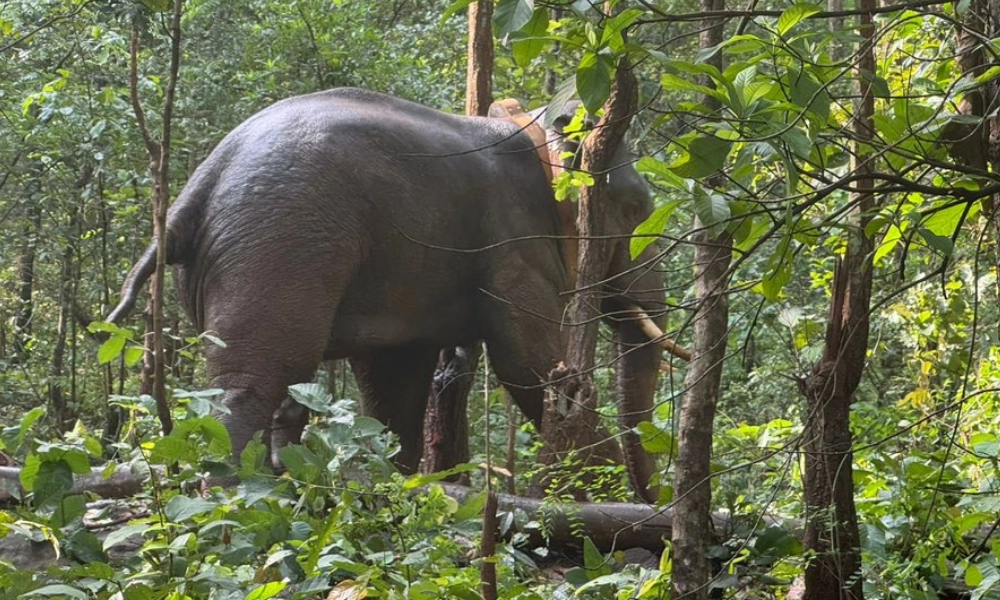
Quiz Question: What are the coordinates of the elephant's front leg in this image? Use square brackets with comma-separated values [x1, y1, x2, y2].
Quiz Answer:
[350, 345, 440, 473]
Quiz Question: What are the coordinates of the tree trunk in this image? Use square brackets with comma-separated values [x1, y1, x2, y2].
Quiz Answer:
[422, 0, 495, 474]
[422, 346, 480, 478]
[670, 1, 729, 597]
[13, 199, 41, 362]
[465, 0, 493, 117]
[129, 0, 184, 436]
[48, 208, 80, 432]
[798, 2, 875, 598]
[535, 60, 638, 499]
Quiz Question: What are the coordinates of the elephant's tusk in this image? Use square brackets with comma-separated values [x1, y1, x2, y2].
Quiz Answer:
[628, 306, 693, 362]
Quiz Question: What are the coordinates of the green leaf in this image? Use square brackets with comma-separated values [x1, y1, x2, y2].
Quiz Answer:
[244, 582, 288, 600]
[921, 202, 976, 238]
[874, 224, 901, 265]
[692, 188, 731, 230]
[453, 490, 488, 521]
[671, 134, 731, 178]
[22, 585, 89, 599]
[781, 127, 813, 160]
[543, 76, 579, 128]
[103, 523, 150, 551]
[32, 460, 74, 510]
[582, 537, 612, 578]
[636, 156, 688, 190]
[759, 260, 791, 301]
[288, 382, 334, 413]
[441, 0, 476, 24]
[123, 346, 144, 367]
[576, 52, 614, 115]
[164, 495, 217, 522]
[777, 3, 822, 35]
[630, 200, 682, 260]
[97, 334, 126, 364]
[917, 228, 954, 256]
[661, 73, 724, 103]
[403, 463, 478, 489]
[494, 0, 535, 37]
[637, 421, 675, 454]
[512, 8, 549, 67]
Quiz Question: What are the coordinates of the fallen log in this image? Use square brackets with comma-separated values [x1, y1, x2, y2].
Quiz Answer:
[0, 465, 150, 502]
[0, 464, 743, 553]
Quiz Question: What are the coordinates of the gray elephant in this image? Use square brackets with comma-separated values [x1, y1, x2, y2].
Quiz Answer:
[109, 88, 669, 485]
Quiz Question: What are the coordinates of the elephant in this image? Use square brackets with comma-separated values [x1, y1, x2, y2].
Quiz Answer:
[108, 88, 670, 488]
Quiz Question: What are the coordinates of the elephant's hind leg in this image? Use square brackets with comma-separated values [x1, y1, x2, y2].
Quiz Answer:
[350, 345, 439, 473]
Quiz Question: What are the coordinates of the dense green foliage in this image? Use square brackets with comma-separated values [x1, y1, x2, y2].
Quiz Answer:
[3, 0, 1000, 598]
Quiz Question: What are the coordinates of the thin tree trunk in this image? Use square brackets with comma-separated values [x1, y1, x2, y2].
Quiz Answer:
[422, 0, 494, 474]
[536, 58, 638, 498]
[48, 208, 80, 432]
[798, 2, 874, 598]
[670, 1, 729, 597]
[465, 0, 493, 117]
[13, 199, 41, 362]
[129, 0, 184, 435]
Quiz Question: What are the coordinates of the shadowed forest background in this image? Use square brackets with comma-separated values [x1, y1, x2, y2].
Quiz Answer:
[3, 0, 1000, 599]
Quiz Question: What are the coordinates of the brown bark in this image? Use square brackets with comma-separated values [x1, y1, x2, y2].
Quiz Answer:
[798, 3, 874, 599]
[13, 199, 41, 361]
[671, 1, 730, 598]
[422, 0, 495, 474]
[128, 0, 184, 436]
[421, 346, 480, 478]
[465, 0, 494, 117]
[535, 59, 640, 499]
[48, 208, 79, 432]
[480, 490, 499, 600]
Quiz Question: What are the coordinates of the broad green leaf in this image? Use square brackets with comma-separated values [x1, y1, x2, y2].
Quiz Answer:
[917, 228, 954, 256]
[403, 463, 478, 489]
[124, 346, 144, 367]
[288, 382, 334, 412]
[637, 421, 674, 454]
[661, 73, 724, 103]
[244, 582, 288, 600]
[636, 156, 688, 190]
[576, 52, 614, 115]
[543, 76, 578, 128]
[671, 134, 731, 178]
[32, 460, 74, 510]
[759, 260, 791, 301]
[122, 583, 156, 600]
[693, 189, 731, 230]
[103, 523, 151, 551]
[777, 3, 822, 35]
[874, 224, 901, 265]
[22, 585, 88, 599]
[440, 0, 476, 24]
[921, 201, 977, 238]
[582, 537, 612, 578]
[165, 495, 217, 522]
[97, 334, 126, 364]
[512, 8, 549, 67]
[781, 127, 813, 160]
[453, 490, 488, 521]
[630, 200, 683, 259]
[494, 0, 535, 37]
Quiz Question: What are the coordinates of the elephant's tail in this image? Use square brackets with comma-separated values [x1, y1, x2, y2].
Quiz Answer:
[106, 193, 203, 324]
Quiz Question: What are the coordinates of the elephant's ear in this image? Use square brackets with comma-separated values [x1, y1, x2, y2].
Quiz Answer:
[488, 98, 528, 119]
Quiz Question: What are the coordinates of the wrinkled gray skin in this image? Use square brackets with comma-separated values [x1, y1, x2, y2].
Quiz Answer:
[110, 88, 663, 475]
